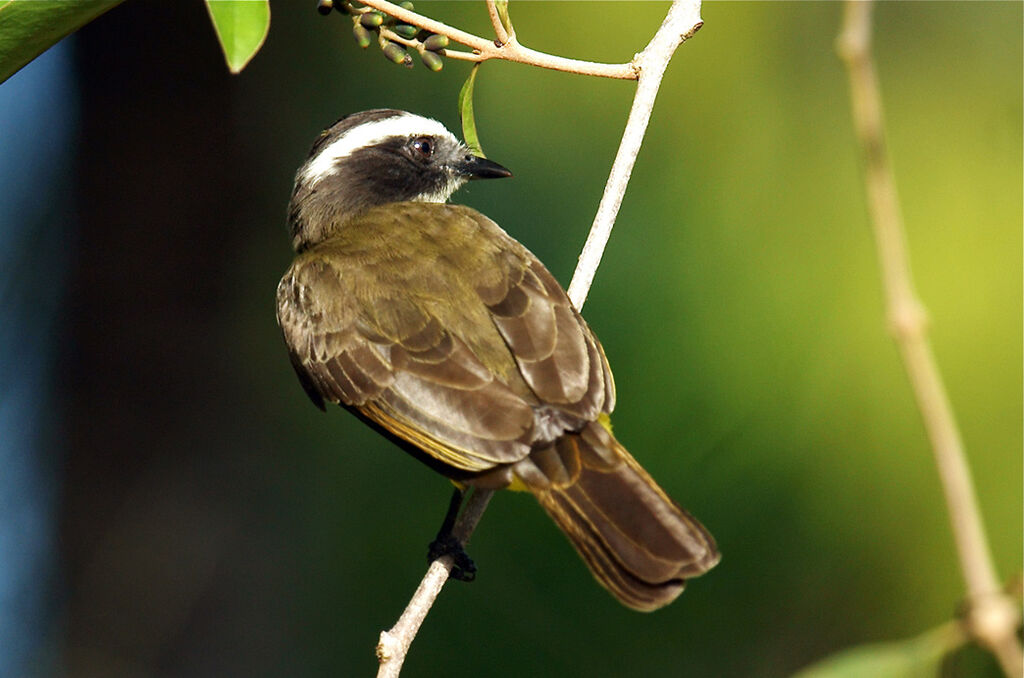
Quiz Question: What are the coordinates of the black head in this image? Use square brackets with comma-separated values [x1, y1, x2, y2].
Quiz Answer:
[288, 109, 511, 250]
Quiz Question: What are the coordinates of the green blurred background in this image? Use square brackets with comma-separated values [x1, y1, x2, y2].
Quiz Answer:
[1, 2, 1019, 676]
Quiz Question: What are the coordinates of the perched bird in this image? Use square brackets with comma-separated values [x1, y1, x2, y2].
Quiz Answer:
[276, 109, 719, 611]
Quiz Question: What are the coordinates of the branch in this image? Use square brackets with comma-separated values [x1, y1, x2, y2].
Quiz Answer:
[358, 0, 637, 79]
[836, 3, 1022, 676]
[568, 0, 703, 310]
[374, 2, 704, 675]
[485, 0, 510, 46]
[376, 488, 493, 678]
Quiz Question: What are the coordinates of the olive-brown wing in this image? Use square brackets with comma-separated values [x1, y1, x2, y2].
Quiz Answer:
[277, 254, 535, 474]
[473, 235, 616, 422]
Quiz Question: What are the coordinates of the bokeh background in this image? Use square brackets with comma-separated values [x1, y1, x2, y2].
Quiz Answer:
[0, 2, 1020, 677]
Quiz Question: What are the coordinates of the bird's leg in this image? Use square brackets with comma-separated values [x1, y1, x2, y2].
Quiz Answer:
[427, 487, 477, 582]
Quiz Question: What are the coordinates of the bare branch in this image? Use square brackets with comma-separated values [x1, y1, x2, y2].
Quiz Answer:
[378, 27, 419, 50]
[358, 0, 636, 80]
[376, 489, 493, 678]
[374, 2, 704, 674]
[360, 0, 494, 52]
[485, 0, 509, 46]
[436, 48, 486, 64]
[837, 2, 1022, 676]
[568, 0, 703, 309]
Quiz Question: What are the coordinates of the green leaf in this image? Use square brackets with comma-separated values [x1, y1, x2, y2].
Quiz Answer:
[458, 63, 484, 157]
[790, 623, 965, 678]
[204, 0, 269, 74]
[0, 0, 124, 85]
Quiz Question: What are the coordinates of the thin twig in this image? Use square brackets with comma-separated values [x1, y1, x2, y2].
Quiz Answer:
[359, 0, 637, 79]
[836, 3, 1022, 676]
[374, 2, 704, 675]
[378, 27, 419, 50]
[568, 0, 703, 309]
[376, 489, 493, 678]
[435, 49, 486, 64]
[485, 0, 509, 47]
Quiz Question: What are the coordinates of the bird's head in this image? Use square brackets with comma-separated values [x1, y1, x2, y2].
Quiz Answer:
[288, 109, 512, 251]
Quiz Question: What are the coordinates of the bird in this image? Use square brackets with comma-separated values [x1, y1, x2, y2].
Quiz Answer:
[276, 109, 719, 611]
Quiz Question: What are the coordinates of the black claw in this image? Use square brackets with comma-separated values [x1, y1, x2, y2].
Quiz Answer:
[427, 532, 477, 582]
[426, 487, 477, 582]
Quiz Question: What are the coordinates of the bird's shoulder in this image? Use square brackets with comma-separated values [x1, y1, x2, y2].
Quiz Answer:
[278, 202, 526, 337]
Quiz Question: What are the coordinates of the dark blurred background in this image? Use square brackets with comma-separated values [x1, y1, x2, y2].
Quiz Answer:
[0, 2, 1020, 677]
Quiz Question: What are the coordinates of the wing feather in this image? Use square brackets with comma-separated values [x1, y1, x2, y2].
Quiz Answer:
[479, 244, 611, 421]
[276, 203, 618, 483]
[277, 244, 534, 473]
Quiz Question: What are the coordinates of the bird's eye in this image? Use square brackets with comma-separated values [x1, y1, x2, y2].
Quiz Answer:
[411, 137, 434, 159]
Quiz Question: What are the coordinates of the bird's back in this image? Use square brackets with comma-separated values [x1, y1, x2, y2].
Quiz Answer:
[277, 201, 614, 478]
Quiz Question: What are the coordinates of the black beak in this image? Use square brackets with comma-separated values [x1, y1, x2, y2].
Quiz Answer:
[457, 154, 513, 180]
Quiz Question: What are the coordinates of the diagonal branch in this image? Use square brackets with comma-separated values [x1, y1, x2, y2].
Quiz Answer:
[837, 3, 1022, 676]
[376, 488, 493, 678]
[375, 3, 704, 676]
[567, 0, 702, 310]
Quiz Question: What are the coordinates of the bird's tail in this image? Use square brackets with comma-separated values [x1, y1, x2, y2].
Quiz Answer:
[519, 421, 720, 611]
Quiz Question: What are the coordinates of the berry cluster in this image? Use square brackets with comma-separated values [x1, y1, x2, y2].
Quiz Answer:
[316, 0, 450, 71]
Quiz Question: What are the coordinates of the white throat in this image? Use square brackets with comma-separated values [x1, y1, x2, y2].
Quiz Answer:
[412, 175, 468, 204]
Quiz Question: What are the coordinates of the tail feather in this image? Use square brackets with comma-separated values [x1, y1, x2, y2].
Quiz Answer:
[522, 422, 720, 611]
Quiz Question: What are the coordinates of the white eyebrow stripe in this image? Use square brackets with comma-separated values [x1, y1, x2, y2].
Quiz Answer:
[300, 113, 459, 186]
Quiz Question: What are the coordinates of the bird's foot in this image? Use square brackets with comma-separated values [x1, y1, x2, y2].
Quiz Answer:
[426, 487, 477, 581]
[427, 532, 477, 582]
